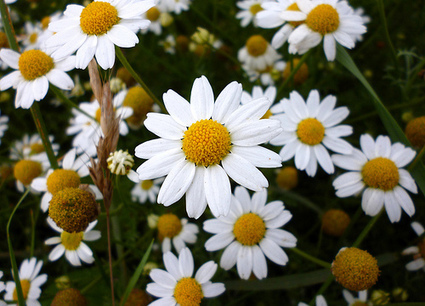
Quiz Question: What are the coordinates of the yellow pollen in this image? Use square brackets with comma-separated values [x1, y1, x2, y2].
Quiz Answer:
[418, 238, 425, 258]
[30, 143, 45, 154]
[321, 209, 350, 237]
[233, 213, 266, 246]
[246, 35, 268, 57]
[41, 16, 51, 29]
[146, 7, 160, 21]
[361, 157, 399, 191]
[287, 3, 304, 27]
[47, 169, 81, 195]
[261, 109, 273, 119]
[157, 213, 182, 240]
[249, 3, 263, 15]
[174, 277, 204, 306]
[306, 4, 339, 35]
[405, 116, 425, 148]
[61, 231, 84, 250]
[296, 118, 325, 145]
[141, 180, 154, 190]
[18, 50, 54, 81]
[182, 119, 231, 167]
[29, 32, 38, 44]
[13, 279, 31, 301]
[80, 1, 119, 36]
[14, 159, 42, 186]
[0, 32, 9, 49]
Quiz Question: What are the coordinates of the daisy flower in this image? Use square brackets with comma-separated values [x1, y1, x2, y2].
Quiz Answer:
[0, 48, 75, 109]
[270, 90, 353, 177]
[135, 75, 282, 218]
[0, 110, 8, 145]
[332, 134, 418, 223]
[156, 213, 199, 253]
[402, 222, 425, 272]
[31, 148, 90, 212]
[243, 59, 285, 86]
[157, 0, 191, 14]
[146, 247, 225, 305]
[343, 290, 372, 306]
[45, 0, 154, 70]
[159, 34, 176, 54]
[131, 177, 163, 203]
[45, 218, 101, 266]
[285, 0, 367, 61]
[20, 21, 44, 50]
[204, 186, 297, 280]
[236, 0, 265, 27]
[4, 257, 47, 305]
[9, 133, 59, 161]
[66, 97, 133, 156]
[241, 85, 277, 120]
[238, 34, 281, 71]
[142, 5, 164, 35]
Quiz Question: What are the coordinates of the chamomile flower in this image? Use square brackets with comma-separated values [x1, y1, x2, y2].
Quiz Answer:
[135, 75, 282, 219]
[31, 148, 90, 212]
[238, 34, 281, 71]
[332, 134, 418, 223]
[286, 0, 367, 61]
[4, 257, 47, 305]
[107, 149, 139, 183]
[131, 177, 163, 203]
[270, 90, 353, 176]
[236, 0, 265, 27]
[0, 111, 8, 145]
[146, 247, 225, 305]
[204, 186, 297, 280]
[9, 134, 59, 162]
[45, 0, 154, 70]
[352, 7, 370, 42]
[343, 290, 372, 306]
[20, 21, 44, 50]
[159, 34, 176, 54]
[402, 222, 425, 272]
[142, 5, 163, 35]
[156, 213, 199, 253]
[157, 0, 191, 14]
[0, 48, 75, 109]
[243, 59, 285, 86]
[45, 218, 101, 266]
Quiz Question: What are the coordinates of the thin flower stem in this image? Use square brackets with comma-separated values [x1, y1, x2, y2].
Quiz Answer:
[0, 0, 19, 51]
[277, 51, 311, 97]
[7, 188, 31, 306]
[105, 206, 116, 306]
[115, 46, 166, 113]
[50, 85, 95, 121]
[290, 248, 331, 269]
[29, 203, 40, 258]
[352, 209, 383, 248]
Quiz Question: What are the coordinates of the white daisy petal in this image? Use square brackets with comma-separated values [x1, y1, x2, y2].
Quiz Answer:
[237, 246, 253, 279]
[204, 165, 232, 217]
[190, 75, 214, 120]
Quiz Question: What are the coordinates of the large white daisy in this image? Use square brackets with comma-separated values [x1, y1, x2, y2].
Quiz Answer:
[0, 48, 75, 109]
[45, 218, 101, 266]
[270, 89, 353, 177]
[204, 186, 297, 280]
[135, 75, 282, 219]
[402, 222, 425, 272]
[45, 0, 154, 70]
[146, 247, 225, 305]
[286, 0, 367, 61]
[332, 134, 418, 223]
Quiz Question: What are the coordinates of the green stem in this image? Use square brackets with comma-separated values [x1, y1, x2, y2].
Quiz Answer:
[0, 0, 19, 51]
[115, 46, 166, 113]
[352, 210, 383, 248]
[277, 51, 310, 96]
[7, 188, 30, 306]
[50, 86, 95, 121]
[290, 248, 331, 269]
[408, 144, 425, 172]
[29, 203, 40, 258]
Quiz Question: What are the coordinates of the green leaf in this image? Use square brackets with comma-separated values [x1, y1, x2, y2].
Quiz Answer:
[119, 239, 154, 306]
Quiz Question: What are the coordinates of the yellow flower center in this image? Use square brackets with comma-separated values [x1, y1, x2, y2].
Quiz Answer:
[296, 118, 325, 145]
[146, 7, 160, 21]
[41, 16, 51, 29]
[418, 238, 425, 258]
[157, 213, 182, 240]
[29, 33, 38, 44]
[287, 3, 304, 27]
[123, 86, 154, 128]
[405, 116, 425, 148]
[321, 209, 350, 237]
[61, 231, 84, 250]
[30, 143, 45, 155]
[14, 159, 42, 186]
[306, 4, 340, 35]
[80, 1, 119, 36]
[182, 119, 231, 167]
[233, 213, 266, 246]
[361, 157, 399, 191]
[13, 279, 31, 301]
[174, 277, 204, 306]
[249, 3, 263, 15]
[246, 35, 268, 57]
[47, 169, 81, 195]
[261, 109, 273, 119]
[0, 31, 9, 49]
[141, 179, 154, 190]
[18, 50, 54, 81]
[276, 166, 298, 190]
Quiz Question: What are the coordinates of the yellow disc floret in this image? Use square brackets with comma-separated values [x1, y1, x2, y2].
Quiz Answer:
[47, 169, 81, 195]
[123, 86, 154, 129]
[249, 3, 263, 15]
[14, 159, 42, 186]
[80, 1, 119, 36]
[18, 50, 54, 81]
[361, 157, 399, 191]
[233, 213, 266, 246]
[246, 35, 268, 57]
[321, 209, 350, 237]
[282, 58, 309, 85]
[174, 277, 204, 306]
[405, 116, 425, 148]
[287, 3, 304, 27]
[51, 288, 87, 306]
[332, 247, 380, 291]
[306, 4, 340, 35]
[141, 180, 154, 190]
[157, 213, 182, 240]
[276, 166, 298, 190]
[182, 119, 231, 167]
[61, 231, 84, 250]
[30, 143, 45, 154]
[13, 279, 31, 301]
[49, 187, 99, 233]
[146, 7, 160, 21]
[41, 16, 51, 29]
[297, 118, 325, 145]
